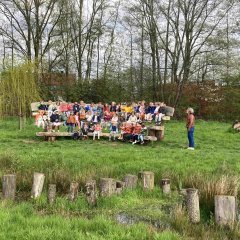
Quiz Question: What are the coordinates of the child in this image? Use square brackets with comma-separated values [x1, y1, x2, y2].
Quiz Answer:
[93, 123, 102, 140]
[122, 121, 133, 142]
[67, 112, 76, 132]
[155, 112, 165, 126]
[132, 122, 143, 145]
[75, 112, 80, 130]
[50, 110, 61, 132]
[109, 113, 118, 141]
[118, 122, 126, 140]
[81, 122, 89, 140]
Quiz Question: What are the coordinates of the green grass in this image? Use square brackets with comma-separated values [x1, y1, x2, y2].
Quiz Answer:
[0, 118, 239, 239]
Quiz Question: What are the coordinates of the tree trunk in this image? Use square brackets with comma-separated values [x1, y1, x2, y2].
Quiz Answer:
[142, 171, 154, 191]
[99, 178, 116, 197]
[124, 174, 138, 189]
[68, 182, 79, 201]
[161, 179, 170, 195]
[48, 184, 56, 204]
[2, 174, 16, 200]
[186, 188, 200, 223]
[31, 172, 45, 199]
[215, 195, 237, 226]
[85, 180, 97, 206]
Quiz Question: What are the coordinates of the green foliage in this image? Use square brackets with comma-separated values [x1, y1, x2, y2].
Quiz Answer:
[0, 61, 40, 117]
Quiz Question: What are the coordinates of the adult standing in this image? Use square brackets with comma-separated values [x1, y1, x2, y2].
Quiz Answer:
[186, 108, 195, 150]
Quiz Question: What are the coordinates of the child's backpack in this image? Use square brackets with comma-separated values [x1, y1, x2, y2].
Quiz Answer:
[72, 131, 83, 140]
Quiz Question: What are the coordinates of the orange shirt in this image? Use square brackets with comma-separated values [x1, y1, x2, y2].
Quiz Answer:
[133, 125, 142, 134]
[67, 115, 76, 124]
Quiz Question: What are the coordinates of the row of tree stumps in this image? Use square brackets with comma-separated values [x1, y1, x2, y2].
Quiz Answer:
[1, 172, 238, 227]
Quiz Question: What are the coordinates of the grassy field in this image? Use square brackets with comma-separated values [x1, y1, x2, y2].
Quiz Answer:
[0, 118, 239, 239]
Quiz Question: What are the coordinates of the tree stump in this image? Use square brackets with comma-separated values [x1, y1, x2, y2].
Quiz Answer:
[31, 172, 45, 199]
[124, 174, 138, 189]
[99, 178, 116, 197]
[116, 181, 125, 195]
[215, 195, 237, 226]
[48, 184, 56, 204]
[148, 126, 164, 141]
[161, 179, 171, 195]
[68, 182, 79, 201]
[2, 174, 16, 200]
[142, 171, 154, 191]
[186, 188, 200, 223]
[85, 180, 97, 206]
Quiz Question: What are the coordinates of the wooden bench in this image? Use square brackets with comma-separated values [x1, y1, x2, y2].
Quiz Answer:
[36, 132, 157, 142]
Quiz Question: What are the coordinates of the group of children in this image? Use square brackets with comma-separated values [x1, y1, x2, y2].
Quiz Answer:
[35, 100, 167, 144]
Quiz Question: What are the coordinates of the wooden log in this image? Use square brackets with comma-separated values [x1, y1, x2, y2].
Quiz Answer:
[155, 129, 164, 141]
[48, 184, 56, 204]
[115, 180, 125, 195]
[124, 174, 138, 189]
[148, 128, 156, 138]
[99, 178, 116, 197]
[161, 179, 171, 195]
[2, 174, 16, 200]
[215, 195, 237, 226]
[142, 171, 154, 191]
[31, 172, 45, 199]
[186, 188, 200, 223]
[68, 182, 79, 201]
[85, 180, 97, 206]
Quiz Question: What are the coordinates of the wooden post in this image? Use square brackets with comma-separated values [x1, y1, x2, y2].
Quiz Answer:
[186, 188, 200, 223]
[142, 171, 154, 191]
[68, 182, 79, 201]
[124, 174, 138, 189]
[31, 172, 45, 199]
[85, 180, 97, 206]
[161, 179, 170, 195]
[138, 171, 143, 179]
[48, 184, 56, 204]
[116, 181, 125, 195]
[215, 195, 237, 226]
[155, 129, 164, 140]
[147, 126, 164, 141]
[99, 178, 116, 197]
[2, 174, 16, 200]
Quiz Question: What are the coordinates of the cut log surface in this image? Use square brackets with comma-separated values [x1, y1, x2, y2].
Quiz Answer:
[142, 171, 154, 191]
[162, 116, 171, 121]
[2, 174, 16, 200]
[124, 174, 138, 189]
[215, 195, 237, 226]
[99, 178, 116, 197]
[148, 126, 165, 131]
[186, 188, 200, 223]
[31, 173, 45, 199]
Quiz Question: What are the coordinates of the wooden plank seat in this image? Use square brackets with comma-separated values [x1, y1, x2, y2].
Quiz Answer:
[36, 132, 157, 142]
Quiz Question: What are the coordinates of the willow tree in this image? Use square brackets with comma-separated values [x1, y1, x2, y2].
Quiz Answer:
[0, 61, 40, 129]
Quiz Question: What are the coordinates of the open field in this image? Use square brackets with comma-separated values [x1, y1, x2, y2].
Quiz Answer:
[0, 118, 239, 239]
